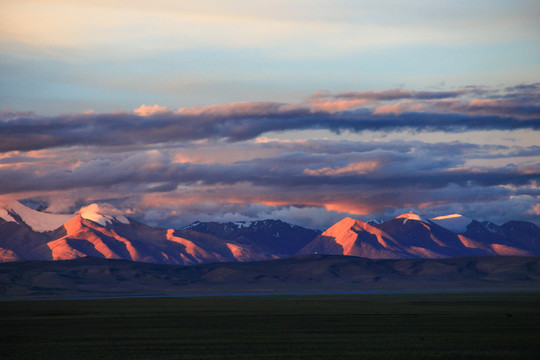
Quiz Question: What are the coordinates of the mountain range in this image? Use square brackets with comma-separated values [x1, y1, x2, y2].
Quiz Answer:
[1, 200, 539, 264]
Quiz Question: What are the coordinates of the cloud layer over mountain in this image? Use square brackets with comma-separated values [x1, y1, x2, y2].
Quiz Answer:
[1, 85, 539, 228]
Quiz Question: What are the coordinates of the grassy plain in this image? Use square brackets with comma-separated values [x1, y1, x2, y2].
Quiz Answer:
[1, 292, 539, 359]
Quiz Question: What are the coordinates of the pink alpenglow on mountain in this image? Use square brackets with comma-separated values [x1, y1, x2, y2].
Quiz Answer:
[297, 217, 404, 259]
[395, 212, 430, 223]
[299, 213, 540, 259]
[0, 202, 539, 263]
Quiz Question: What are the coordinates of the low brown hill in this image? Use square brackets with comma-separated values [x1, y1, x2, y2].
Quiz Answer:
[1, 255, 539, 300]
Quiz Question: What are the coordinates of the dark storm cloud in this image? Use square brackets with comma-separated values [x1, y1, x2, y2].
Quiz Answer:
[505, 83, 540, 92]
[2, 109, 540, 152]
[2, 84, 539, 152]
[256, 138, 511, 158]
[1, 146, 538, 195]
[448, 100, 540, 118]
[320, 88, 474, 101]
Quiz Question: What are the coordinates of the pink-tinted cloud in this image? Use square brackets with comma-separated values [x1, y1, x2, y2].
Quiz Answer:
[176, 101, 306, 117]
[311, 85, 539, 118]
[307, 88, 474, 113]
[133, 104, 170, 116]
[304, 161, 379, 176]
[372, 100, 427, 114]
[308, 99, 371, 112]
[1, 138, 538, 228]
[529, 204, 540, 215]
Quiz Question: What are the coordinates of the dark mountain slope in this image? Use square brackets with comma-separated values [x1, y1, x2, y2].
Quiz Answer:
[180, 220, 320, 255]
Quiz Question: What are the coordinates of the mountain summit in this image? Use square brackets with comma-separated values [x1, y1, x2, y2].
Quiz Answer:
[297, 217, 404, 258]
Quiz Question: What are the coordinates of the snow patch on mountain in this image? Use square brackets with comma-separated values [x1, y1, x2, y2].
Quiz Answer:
[396, 212, 429, 224]
[78, 204, 129, 226]
[0, 200, 73, 232]
[180, 220, 255, 231]
[367, 218, 384, 225]
[233, 221, 252, 228]
[0, 208, 16, 223]
[482, 221, 500, 233]
[178, 221, 201, 230]
[430, 214, 472, 233]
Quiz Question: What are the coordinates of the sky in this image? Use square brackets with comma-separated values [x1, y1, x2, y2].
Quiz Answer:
[1, 0, 539, 229]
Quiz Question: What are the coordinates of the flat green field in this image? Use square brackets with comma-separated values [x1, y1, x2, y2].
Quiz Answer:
[1, 292, 539, 359]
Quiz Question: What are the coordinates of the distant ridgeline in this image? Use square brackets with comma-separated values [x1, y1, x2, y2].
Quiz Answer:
[1, 201, 539, 264]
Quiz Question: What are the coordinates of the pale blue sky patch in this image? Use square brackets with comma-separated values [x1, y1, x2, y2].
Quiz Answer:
[1, 0, 539, 112]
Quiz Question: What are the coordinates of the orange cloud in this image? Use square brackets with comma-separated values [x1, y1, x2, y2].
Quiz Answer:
[308, 99, 370, 112]
[133, 104, 170, 116]
[469, 99, 504, 107]
[372, 100, 426, 114]
[323, 202, 376, 215]
[529, 204, 540, 215]
[138, 182, 382, 218]
[304, 161, 379, 176]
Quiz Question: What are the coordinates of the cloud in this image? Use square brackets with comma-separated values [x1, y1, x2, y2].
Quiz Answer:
[77, 203, 126, 218]
[0, 109, 35, 120]
[133, 104, 171, 116]
[2, 84, 539, 152]
[176, 101, 305, 117]
[307, 98, 371, 112]
[303, 161, 379, 176]
[1, 139, 538, 227]
[529, 203, 540, 216]
[1, 106, 539, 153]
[309, 86, 540, 118]
[312, 88, 472, 102]
[2, 84, 539, 227]
[1, 139, 537, 191]
[139, 201, 351, 230]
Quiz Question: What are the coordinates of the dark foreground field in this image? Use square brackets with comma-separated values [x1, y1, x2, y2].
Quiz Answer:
[1, 292, 539, 359]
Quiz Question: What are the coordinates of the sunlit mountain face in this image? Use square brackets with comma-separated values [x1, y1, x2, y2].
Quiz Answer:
[1, 201, 538, 264]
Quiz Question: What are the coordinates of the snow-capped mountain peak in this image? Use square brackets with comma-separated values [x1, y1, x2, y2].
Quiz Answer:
[0, 200, 73, 232]
[395, 212, 429, 224]
[78, 204, 129, 226]
[430, 214, 472, 233]
[233, 221, 252, 228]
[178, 221, 201, 230]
